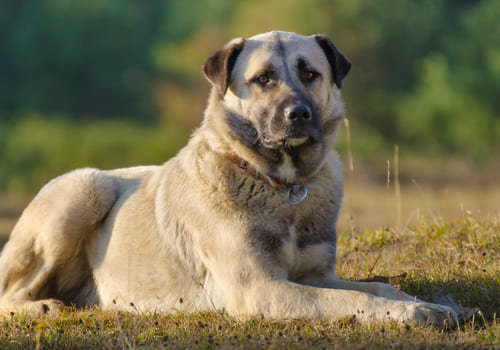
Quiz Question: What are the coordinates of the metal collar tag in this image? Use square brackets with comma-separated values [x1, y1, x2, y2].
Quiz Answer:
[287, 184, 308, 204]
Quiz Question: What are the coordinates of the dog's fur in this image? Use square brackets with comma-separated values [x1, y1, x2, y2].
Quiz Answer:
[0, 31, 457, 325]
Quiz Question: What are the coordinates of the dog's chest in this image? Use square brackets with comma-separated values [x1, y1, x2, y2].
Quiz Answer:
[279, 222, 336, 280]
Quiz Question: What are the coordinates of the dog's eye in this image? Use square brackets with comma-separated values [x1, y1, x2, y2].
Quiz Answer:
[256, 74, 270, 85]
[302, 70, 318, 82]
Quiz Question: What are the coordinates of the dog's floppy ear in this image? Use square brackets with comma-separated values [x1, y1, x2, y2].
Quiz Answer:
[202, 38, 245, 96]
[314, 34, 351, 88]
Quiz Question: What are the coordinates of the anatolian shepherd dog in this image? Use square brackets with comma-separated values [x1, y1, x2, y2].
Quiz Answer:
[0, 31, 460, 325]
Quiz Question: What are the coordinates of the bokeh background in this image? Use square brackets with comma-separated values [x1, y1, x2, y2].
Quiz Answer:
[1, 0, 499, 240]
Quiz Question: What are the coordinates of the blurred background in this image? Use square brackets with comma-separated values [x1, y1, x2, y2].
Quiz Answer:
[0, 0, 499, 242]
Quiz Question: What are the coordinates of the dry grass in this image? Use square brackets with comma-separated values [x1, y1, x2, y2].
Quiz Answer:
[1, 165, 499, 348]
[0, 211, 499, 348]
[1, 308, 497, 349]
[339, 181, 500, 232]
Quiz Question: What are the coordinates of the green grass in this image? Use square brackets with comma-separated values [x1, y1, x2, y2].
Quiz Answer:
[1, 214, 498, 349]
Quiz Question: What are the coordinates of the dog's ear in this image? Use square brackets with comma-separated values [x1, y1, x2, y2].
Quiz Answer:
[202, 38, 245, 96]
[314, 34, 351, 88]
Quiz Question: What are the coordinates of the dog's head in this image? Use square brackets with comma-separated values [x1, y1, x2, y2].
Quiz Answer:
[202, 31, 350, 182]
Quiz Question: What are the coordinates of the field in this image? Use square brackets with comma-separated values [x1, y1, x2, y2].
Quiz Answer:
[0, 181, 499, 348]
[1, 0, 499, 347]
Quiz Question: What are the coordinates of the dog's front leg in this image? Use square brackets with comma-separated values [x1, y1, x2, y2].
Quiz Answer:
[243, 279, 457, 326]
[297, 274, 418, 301]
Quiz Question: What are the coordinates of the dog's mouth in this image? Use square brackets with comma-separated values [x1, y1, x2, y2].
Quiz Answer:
[284, 136, 309, 147]
[261, 134, 312, 149]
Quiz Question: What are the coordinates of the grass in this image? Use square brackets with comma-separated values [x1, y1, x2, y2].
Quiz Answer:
[0, 146, 499, 348]
[0, 211, 498, 349]
[1, 308, 497, 349]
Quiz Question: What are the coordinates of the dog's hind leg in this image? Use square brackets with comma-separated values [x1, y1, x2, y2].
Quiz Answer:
[0, 168, 117, 316]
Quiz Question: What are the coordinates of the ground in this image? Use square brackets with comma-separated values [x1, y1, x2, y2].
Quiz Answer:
[0, 182, 498, 348]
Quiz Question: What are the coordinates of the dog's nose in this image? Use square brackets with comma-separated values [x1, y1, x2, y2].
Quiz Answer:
[285, 104, 312, 122]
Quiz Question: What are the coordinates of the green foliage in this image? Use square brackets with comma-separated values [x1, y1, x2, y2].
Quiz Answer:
[0, 0, 499, 192]
[0, 115, 188, 193]
[0, 0, 163, 120]
[397, 55, 497, 159]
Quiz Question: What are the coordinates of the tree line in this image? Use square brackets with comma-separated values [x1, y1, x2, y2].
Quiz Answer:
[0, 0, 498, 192]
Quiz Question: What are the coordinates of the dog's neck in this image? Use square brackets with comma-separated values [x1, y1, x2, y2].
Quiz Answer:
[225, 150, 309, 205]
[226, 150, 286, 189]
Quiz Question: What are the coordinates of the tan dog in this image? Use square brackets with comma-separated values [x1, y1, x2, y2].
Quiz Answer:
[0, 31, 458, 325]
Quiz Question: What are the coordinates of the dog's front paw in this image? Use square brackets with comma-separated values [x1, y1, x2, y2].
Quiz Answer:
[29, 299, 65, 317]
[0, 299, 65, 318]
[393, 301, 458, 327]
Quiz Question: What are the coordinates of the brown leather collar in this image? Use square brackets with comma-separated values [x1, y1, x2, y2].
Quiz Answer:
[226, 150, 286, 189]
[225, 150, 309, 204]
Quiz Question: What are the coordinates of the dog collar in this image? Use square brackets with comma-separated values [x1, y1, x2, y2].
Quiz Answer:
[226, 150, 308, 204]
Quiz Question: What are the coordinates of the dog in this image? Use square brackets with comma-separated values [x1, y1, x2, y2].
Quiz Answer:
[0, 31, 458, 325]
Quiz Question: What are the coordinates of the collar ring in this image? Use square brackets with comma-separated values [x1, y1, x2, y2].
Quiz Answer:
[287, 184, 308, 204]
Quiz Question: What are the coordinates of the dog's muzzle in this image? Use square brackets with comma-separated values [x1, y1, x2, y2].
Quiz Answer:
[261, 103, 320, 149]
[283, 104, 312, 147]
[283, 103, 320, 147]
